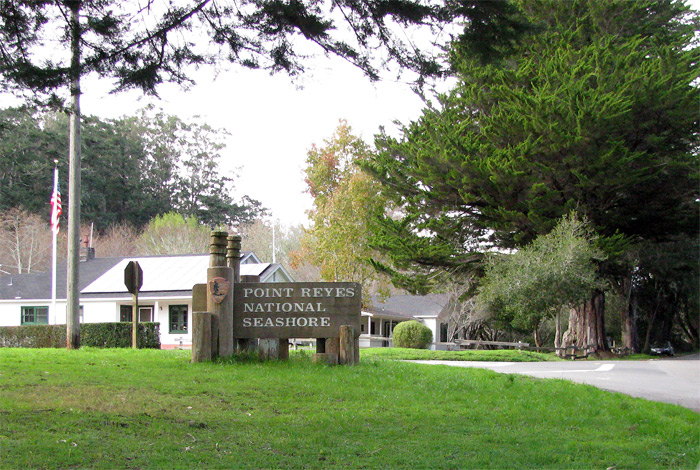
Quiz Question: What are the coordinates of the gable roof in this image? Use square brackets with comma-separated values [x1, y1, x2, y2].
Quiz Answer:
[0, 257, 122, 302]
[364, 293, 450, 320]
[0, 253, 290, 301]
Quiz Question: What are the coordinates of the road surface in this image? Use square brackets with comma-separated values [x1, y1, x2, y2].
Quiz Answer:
[409, 354, 700, 412]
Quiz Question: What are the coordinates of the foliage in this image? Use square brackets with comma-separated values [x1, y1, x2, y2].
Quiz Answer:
[299, 121, 393, 298]
[0, 208, 52, 274]
[93, 223, 139, 258]
[363, 0, 699, 349]
[136, 212, 211, 255]
[1, 348, 697, 469]
[0, 323, 159, 348]
[0, 1, 530, 106]
[391, 320, 433, 349]
[365, 0, 698, 286]
[0, 324, 66, 348]
[81, 322, 161, 349]
[633, 237, 700, 352]
[477, 214, 606, 332]
[0, 107, 263, 230]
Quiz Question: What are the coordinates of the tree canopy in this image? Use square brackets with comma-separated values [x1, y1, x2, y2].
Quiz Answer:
[298, 120, 393, 300]
[0, 0, 530, 105]
[0, 106, 263, 230]
[366, 0, 698, 282]
[363, 0, 699, 350]
[476, 213, 605, 343]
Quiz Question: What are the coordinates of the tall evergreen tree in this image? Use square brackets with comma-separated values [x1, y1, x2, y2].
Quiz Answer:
[365, 0, 699, 351]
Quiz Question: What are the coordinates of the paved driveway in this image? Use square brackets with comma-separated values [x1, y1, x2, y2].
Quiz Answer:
[409, 354, 700, 412]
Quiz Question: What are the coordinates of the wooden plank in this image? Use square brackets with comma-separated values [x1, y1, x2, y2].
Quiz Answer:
[232, 282, 361, 339]
[191, 311, 211, 363]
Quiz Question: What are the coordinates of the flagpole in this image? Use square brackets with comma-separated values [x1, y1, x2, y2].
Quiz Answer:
[51, 160, 59, 324]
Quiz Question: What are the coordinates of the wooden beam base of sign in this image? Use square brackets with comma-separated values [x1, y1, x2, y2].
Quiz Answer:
[326, 337, 340, 356]
[258, 339, 278, 360]
[339, 325, 357, 365]
[279, 338, 289, 360]
[191, 311, 211, 363]
[236, 338, 258, 353]
[312, 353, 338, 365]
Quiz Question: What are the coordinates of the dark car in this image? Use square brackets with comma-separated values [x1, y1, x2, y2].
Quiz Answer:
[650, 341, 675, 356]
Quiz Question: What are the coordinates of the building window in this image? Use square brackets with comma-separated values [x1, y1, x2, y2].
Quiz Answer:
[439, 323, 448, 343]
[120, 305, 132, 322]
[120, 305, 153, 322]
[169, 305, 188, 334]
[21, 306, 48, 325]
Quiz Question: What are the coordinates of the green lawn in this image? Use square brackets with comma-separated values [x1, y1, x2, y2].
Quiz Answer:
[1, 348, 697, 469]
[360, 347, 559, 362]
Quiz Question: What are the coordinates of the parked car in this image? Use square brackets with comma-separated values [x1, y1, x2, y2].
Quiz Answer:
[650, 341, 675, 356]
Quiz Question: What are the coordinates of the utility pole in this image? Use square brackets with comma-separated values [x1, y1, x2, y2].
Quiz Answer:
[66, 0, 82, 349]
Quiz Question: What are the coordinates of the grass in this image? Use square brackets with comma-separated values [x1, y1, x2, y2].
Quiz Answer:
[0, 348, 697, 470]
[360, 347, 559, 362]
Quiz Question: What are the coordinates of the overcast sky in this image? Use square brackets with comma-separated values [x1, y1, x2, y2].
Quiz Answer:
[83, 56, 433, 228]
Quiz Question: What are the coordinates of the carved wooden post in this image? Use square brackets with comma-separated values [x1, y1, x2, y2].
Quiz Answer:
[191, 283, 210, 363]
[208, 231, 234, 359]
[339, 325, 357, 365]
[227, 235, 242, 282]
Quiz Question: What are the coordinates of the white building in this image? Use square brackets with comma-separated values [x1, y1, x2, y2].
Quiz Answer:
[0, 249, 292, 348]
[1, 248, 455, 349]
[360, 293, 452, 350]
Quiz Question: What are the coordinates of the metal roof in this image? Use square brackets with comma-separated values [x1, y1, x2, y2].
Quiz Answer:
[364, 293, 450, 319]
[1, 253, 287, 301]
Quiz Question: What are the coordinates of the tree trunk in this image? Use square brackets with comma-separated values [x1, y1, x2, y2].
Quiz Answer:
[562, 290, 608, 352]
[620, 274, 639, 352]
[66, 0, 82, 350]
[554, 310, 563, 357]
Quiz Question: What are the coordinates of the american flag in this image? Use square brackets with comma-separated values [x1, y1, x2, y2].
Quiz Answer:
[50, 166, 61, 235]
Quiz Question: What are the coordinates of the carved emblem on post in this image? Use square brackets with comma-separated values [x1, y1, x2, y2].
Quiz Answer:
[208, 277, 230, 304]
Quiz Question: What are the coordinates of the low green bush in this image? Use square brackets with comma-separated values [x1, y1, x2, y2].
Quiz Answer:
[0, 325, 65, 348]
[0, 323, 160, 348]
[392, 320, 433, 349]
[82, 322, 161, 349]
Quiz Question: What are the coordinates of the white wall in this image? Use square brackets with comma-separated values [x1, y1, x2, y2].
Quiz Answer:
[155, 300, 192, 348]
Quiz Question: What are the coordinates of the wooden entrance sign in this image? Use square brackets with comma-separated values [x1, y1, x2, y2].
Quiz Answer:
[232, 282, 361, 340]
[192, 230, 362, 365]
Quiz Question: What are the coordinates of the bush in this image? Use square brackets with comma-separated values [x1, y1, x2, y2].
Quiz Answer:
[0, 325, 66, 348]
[392, 320, 433, 349]
[0, 323, 160, 348]
[82, 323, 161, 349]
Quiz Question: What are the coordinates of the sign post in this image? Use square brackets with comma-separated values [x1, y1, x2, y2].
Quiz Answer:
[124, 261, 143, 349]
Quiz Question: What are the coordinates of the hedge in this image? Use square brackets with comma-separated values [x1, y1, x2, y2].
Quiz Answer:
[0, 323, 161, 349]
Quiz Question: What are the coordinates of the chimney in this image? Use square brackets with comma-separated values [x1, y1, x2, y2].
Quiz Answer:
[79, 234, 95, 262]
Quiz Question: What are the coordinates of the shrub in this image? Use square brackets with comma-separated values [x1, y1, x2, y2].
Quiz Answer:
[392, 320, 433, 349]
[0, 325, 66, 348]
[0, 323, 160, 348]
[82, 322, 161, 349]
